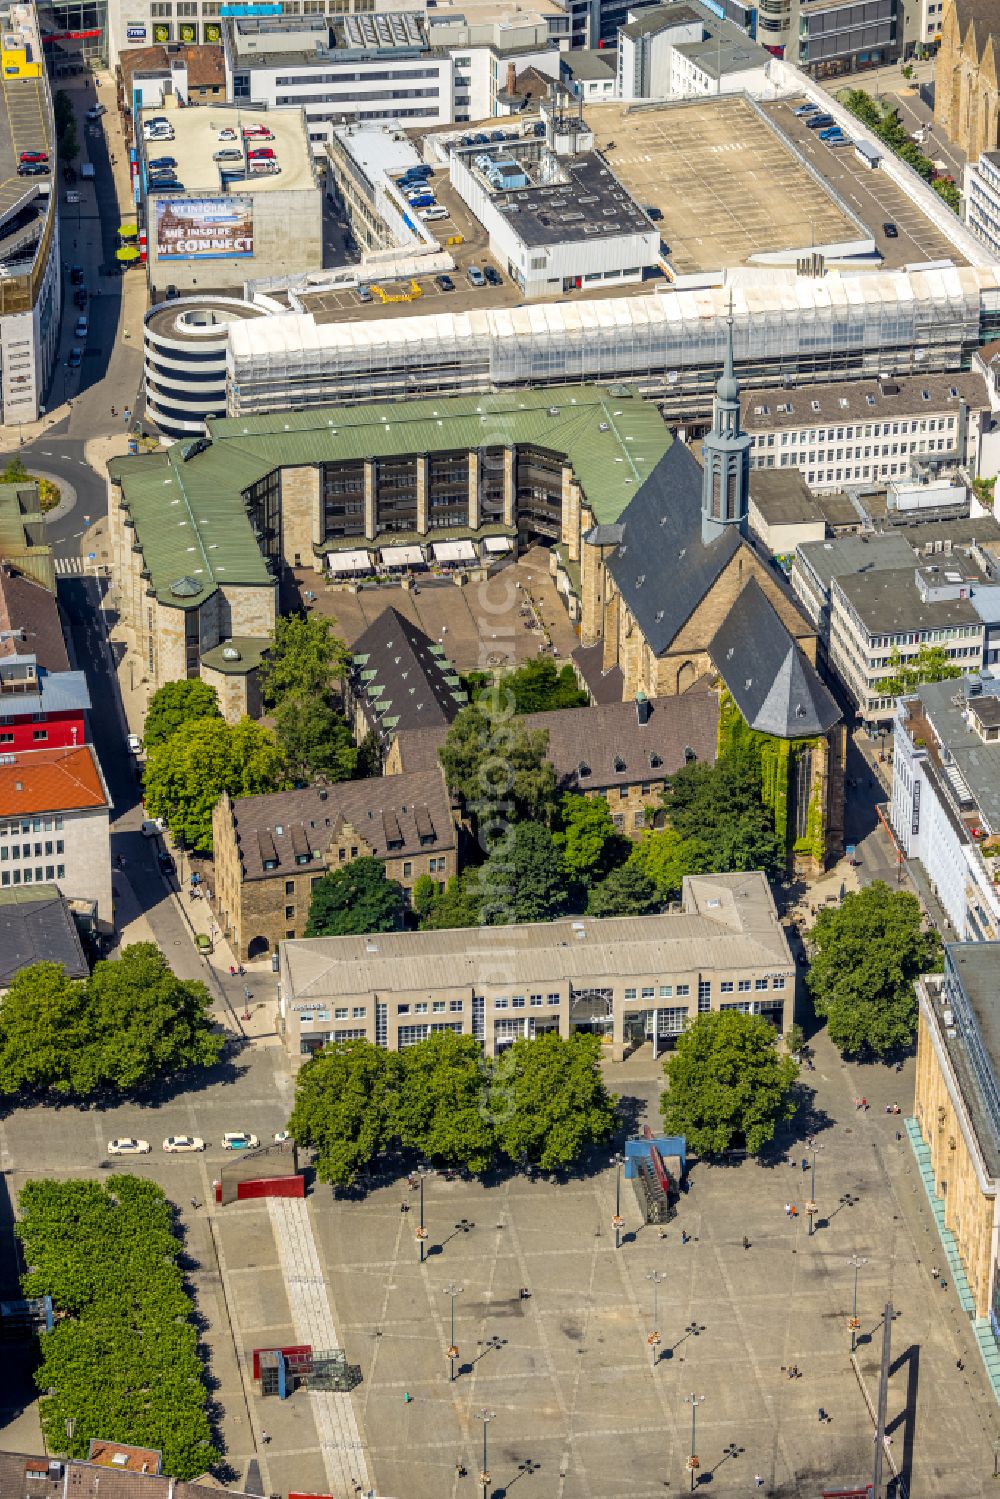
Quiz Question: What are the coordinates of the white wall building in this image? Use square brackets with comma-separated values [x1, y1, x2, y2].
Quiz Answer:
[617, 0, 773, 102]
[0, 745, 112, 928]
[143, 294, 278, 438]
[965, 150, 1000, 264]
[892, 677, 1000, 943]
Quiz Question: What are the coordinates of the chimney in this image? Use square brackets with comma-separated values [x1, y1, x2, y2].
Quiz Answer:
[635, 691, 651, 726]
[506, 61, 516, 93]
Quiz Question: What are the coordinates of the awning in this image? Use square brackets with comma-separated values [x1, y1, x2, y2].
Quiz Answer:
[482, 535, 511, 554]
[328, 549, 372, 574]
[380, 544, 425, 568]
[432, 539, 476, 563]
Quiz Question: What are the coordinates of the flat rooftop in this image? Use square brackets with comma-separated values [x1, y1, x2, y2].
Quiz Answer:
[144, 296, 269, 345]
[467, 145, 653, 248]
[140, 105, 315, 198]
[0, 17, 52, 230]
[835, 565, 983, 633]
[912, 678, 1000, 832]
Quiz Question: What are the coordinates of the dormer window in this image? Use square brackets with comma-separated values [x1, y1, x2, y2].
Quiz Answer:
[613, 754, 626, 774]
[578, 761, 591, 778]
[649, 752, 662, 769]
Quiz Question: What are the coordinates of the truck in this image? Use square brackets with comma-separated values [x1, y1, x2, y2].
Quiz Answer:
[80, 163, 95, 180]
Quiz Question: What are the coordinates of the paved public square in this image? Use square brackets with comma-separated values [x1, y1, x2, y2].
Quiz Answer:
[2, 1036, 1000, 1497]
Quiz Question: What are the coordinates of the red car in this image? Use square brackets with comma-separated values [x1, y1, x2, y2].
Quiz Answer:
[19, 149, 48, 164]
[242, 125, 273, 140]
[248, 147, 275, 159]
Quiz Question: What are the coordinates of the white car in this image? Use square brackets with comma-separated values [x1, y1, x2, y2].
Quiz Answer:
[75, 316, 88, 338]
[273, 1131, 290, 1144]
[222, 1131, 259, 1150]
[86, 103, 107, 120]
[141, 817, 166, 838]
[127, 733, 142, 754]
[108, 1137, 151, 1155]
[218, 127, 238, 140]
[163, 1135, 206, 1153]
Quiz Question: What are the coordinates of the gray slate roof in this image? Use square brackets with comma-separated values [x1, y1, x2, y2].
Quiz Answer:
[520, 687, 719, 789]
[0, 886, 89, 987]
[605, 443, 741, 656]
[349, 606, 467, 739]
[710, 579, 840, 737]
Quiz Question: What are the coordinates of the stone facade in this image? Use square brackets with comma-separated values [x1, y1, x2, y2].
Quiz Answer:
[935, 0, 1000, 159]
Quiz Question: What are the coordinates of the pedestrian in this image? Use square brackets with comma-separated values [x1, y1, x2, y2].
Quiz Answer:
[261, 1431, 271, 1445]
[680, 1229, 690, 1244]
[895, 1060, 903, 1073]
[957, 1358, 964, 1371]
[895, 1131, 902, 1142]
[801, 1157, 808, 1171]
[111, 405, 116, 416]
[742, 1235, 750, 1250]
[784, 1203, 792, 1217]
[931, 1265, 940, 1278]
[754, 1478, 764, 1490]
[790, 1205, 798, 1217]
[229, 964, 236, 977]
[403, 1391, 412, 1404]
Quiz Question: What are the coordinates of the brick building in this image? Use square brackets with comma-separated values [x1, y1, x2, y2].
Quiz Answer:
[212, 767, 456, 962]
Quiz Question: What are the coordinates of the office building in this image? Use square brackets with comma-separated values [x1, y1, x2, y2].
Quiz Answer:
[0, 3, 61, 426]
[892, 675, 1000, 942]
[965, 150, 1000, 263]
[277, 870, 796, 1062]
[0, 564, 91, 752]
[212, 767, 457, 962]
[616, 0, 774, 101]
[0, 745, 112, 926]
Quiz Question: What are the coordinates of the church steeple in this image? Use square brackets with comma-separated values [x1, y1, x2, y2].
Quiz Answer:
[701, 296, 752, 545]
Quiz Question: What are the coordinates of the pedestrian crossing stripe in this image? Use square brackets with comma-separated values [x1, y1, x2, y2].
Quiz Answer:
[55, 557, 86, 575]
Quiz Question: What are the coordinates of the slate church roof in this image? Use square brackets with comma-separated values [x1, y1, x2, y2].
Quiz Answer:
[710, 579, 840, 738]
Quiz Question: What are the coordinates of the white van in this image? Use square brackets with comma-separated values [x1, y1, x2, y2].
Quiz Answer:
[420, 205, 448, 221]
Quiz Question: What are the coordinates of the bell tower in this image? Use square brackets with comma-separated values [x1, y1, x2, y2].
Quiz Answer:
[701, 298, 752, 546]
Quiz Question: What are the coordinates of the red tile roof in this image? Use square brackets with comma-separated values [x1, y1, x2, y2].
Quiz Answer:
[0, 745, 107, 817]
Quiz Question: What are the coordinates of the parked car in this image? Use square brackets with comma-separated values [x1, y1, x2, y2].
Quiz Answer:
[213, 148, 243, 162]
[805, 113, 834, 130]
[141, 817, 166, 837]
[148, 156, 177, 170]
[248, 160, 280, 174]
[467, 265, 485, 287]
[435, 273, 455, 292]
[18, 162, 48, 176]
[483, 265, 501, 286]
[163, 1135, 206, 1153]
[242, 124, 273, 139]
[218, 127, 238, 140]
[248, 147, 275, 160]
[86, 103, 107, 120]
[19, 149, 48, 163]
[356, 284, 372, 303]
[194, 932, 213, 954]
[108, 1138, 151, 1155]
[75, 316, 88, 338]
[74, 287, 87, 308]
[883, 220, 899, 238]
[793, 101, 818, 116]
[65, 189, 81, 204]
[69, 264, 84, 284]
[818, 127, 844, 141]
[222, 1132, 260, 1151]
[273, 1131, 291, 1144]
[126, 732, 142, 754]
[67, 347, 82, 368]
[153, 181, 185, 193]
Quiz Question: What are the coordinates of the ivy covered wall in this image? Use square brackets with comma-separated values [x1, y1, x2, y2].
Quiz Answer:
[717, 689, 826, 866]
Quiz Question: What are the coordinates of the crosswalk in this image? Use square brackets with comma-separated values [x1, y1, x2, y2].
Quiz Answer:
[55, 557, 87, 576]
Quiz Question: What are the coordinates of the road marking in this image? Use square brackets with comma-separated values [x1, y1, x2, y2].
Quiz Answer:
[41, 449, 52, 454]
[55, 556, 86, 575]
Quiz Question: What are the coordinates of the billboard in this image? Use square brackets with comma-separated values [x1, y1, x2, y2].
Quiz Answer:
[155, 197, 254, 260]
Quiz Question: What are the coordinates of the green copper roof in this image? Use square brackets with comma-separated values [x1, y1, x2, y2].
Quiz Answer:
[109, 386, 671, 607]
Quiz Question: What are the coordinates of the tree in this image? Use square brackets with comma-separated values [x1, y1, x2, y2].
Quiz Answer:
[660, 1011, 799, 1156]
[587, 859, 660, 917]
[932, 175, 960, 213]
[439, 704, 556, 830]
[479, 822, 567, 925]
[0, 946, 221, 1100]
[143, 679, 221, 749]
[394, 1032, 494, 1171]
[143, 715, 286, 852]
[17, 1176, 218, 1478]
[876, 645, 962, 698]
[305, 856, 403, 937]
[411, 873, 438, 922]
[807, 881, 940, 1056]
[275, 694, 357, 785]
[260, 612, 346, 707]
[553, 793, 629, 887]
[664, 747, 783, 876]
[628, 826, 703, 899]
[497, 658, 589, 714]
[418, 869, 482, 930]
[288, 1039, 399, 1185]
[490, 1033, 618, 1170]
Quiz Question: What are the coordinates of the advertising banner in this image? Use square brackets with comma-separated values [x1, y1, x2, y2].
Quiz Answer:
[155, 197, 254, 260]
[203, 21, 222, 41]
[178, 21, 197, 42]
[152, 21, 171, 41]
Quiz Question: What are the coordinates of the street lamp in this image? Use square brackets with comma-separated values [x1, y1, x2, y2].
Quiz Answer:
[612, 1152, 625, 1250]
[444, 1282, 463, 1382]
[806, 1143, 823, 1237]
[416, 1165, 428, 1263]
[685, 1392, 705, 1492]
[848, 1255, 867, 1354]
[477, 1408, 495, 1499]
[647, 1270, 665, 1369]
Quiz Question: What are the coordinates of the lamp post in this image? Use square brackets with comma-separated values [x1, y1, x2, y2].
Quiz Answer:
[613, 1152, 624, 1250]
[685, 1392, 705, 1492]
[647, 1269, 665, 1369]
[477, 1408, 495, 1499]
[848, 1255, 867, 1354]
[444, 1282, 463, 1382]
[806, 1143, 822, 1238]
[65, 1418, 75, 1456]
[416, 1166, 428, 1263]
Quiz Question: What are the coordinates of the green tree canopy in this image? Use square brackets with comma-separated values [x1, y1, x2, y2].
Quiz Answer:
[660, 1010, 799, 1156]
[586, 859, 660, 917]
[0, 945, 221, 1100]
[479, 821, 567, 925]
[553, 792, 630, 887]
[288, 1039, 400, 1185]
[17, 1176, 218, 1477]
[875, 644, 962, 698]
[305, 856, 403, 937]
[418, 869, 482, 930]
[628, 826, 704, 898]
[275, 694, 357, 785]
[394, 1032, 494, 1171]
[807, 881, 940, 1056]
[490, 1032, 618, 1170]
[143, 714, 287, 852]
[439, 704, 557, 830]
[260, 612, 347, 706]
[663, 746, 783, 876]
[142, 678, 221, 749]
[494, 658, 589, 714]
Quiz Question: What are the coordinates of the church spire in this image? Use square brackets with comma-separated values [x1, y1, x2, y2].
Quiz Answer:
[701, 292, 752, 545]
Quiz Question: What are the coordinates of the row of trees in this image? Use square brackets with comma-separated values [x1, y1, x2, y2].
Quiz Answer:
[839, 88, 960, 210]
[289, 1031, 618, 1183]
[142, 617, 361, 852]
[53, 90, 79, 165]
[18, 1176, 218, 1477]
[0, 944, 222, 1099]
[464, 658, 589, 715]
